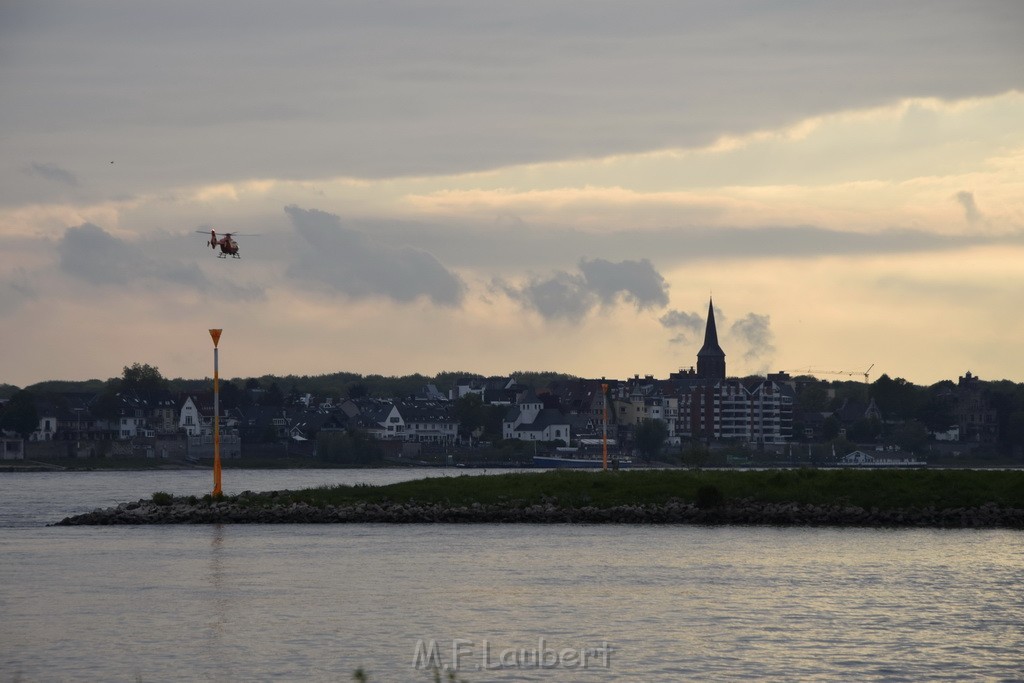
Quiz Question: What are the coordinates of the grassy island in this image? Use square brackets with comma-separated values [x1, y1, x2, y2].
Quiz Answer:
[54, 468, 1024, 528]
[260, 468, 1024, 510]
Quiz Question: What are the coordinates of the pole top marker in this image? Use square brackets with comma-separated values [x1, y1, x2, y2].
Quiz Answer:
[209, 329, 222, 347]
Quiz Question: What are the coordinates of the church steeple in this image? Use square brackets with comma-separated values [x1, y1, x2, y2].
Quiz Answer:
[697, 297, 726, 380]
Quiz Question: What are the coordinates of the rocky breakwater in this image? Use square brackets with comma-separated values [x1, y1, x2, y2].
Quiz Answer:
[51, 495, 1024, 528]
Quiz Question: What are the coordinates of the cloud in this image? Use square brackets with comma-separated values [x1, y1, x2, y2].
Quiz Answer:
[0, 269, 37, 315]
[660, 309, 703, 344]
[59, 223, 190, 285]
[367, 218, 1011, 274]
[578, 258, 669, 310]
[500, 257, 670, 322]
[498, 271, 596, 323]
[56, 223, 261, 298]
[284, 205, 466, 307]
[954, 190, 983, 226]
[730, 313, 775, 363]
[26, 162, 78, 186]
[4, 3, 1022, 208]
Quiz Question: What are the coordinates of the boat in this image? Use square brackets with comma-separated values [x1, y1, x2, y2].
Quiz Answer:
[533, 453, 632, 469]
[533, 384, 631, 469]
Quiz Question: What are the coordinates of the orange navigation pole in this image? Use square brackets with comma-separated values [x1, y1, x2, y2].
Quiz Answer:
[209, 329, 223, 497]
[601, 383, 609, 471]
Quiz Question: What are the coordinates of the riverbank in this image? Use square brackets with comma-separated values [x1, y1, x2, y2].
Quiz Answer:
[2, 456, 455, 471]
[52, 468, 1024, 528]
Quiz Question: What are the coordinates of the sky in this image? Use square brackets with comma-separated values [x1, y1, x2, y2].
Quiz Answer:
[1, 1, 1023, 388]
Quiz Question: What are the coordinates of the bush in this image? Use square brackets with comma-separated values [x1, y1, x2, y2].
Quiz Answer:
[151, 491, 174, 506]
[695, 484, 724, 509]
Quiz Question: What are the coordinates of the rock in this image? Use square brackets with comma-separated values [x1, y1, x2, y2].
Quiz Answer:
[49, 497, 1024, 529]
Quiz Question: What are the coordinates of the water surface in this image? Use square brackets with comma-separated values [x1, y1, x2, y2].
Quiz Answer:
[1, 470, 1022, 681]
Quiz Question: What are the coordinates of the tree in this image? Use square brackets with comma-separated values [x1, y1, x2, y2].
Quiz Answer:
[1005, 410, 1024, 452]
[680, 441, 710, 468]
[890, 420, 929, 452]
[262, 382, 284, 407]
[871, 374, 923, 420]
[634, 419, 668, 461]
[797, 382, 830, 412]
[917, 384, 956, 431]
[454, 393, 484, 439]
[828, 381, 868, 408]
[260, 423, 279, 444]
[89, 385, 122, 422]
[119, 363, 167, 399]
[218, 380, 247, 410]
[821, 415, 841, 441]
[1, 389, 39, 439]
[347, 383, 369, 399]
[828, 435, 855, 459]
[847, 417, 882, 443]
[987, 380, 1024, 449]
[317, 428, 383, 464]
[91, 368, 154, 422]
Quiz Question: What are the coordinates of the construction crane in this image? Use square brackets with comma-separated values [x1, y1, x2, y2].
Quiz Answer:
[787, 364, 874, 384]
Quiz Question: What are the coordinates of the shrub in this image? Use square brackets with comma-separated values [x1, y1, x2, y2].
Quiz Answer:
[695, 484, 724, 509]
[151, 491, 173, 506]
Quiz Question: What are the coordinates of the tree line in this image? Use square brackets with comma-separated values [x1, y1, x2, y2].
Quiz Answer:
[4, 365, 1024, 456]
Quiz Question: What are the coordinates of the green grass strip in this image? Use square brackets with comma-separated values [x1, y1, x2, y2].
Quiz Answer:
[241, 468, 1024, 511]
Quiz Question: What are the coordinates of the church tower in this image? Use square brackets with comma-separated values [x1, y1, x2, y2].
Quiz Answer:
[696, 297, 726, 381]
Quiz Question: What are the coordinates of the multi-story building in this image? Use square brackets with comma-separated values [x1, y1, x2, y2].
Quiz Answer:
[954, 372, 999, 442]
[671, 298, 793, 445]
[610, 376, 680, 444]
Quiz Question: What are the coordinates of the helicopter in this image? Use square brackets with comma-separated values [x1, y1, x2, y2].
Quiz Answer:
[197, 228, 257, 259]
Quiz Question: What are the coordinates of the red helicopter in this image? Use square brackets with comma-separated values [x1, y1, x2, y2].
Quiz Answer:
[197, 228, 257, 259]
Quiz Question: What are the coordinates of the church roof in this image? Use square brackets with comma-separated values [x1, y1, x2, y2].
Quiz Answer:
[697, 298, 725, 358]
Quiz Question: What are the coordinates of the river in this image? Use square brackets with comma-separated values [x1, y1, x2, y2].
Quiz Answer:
[1, 469, 1022, 681]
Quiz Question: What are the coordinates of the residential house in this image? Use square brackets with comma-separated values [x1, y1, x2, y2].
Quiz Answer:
[393, 400, 458, 443]
[343, 399, 458, 443]
[289, 411, 334, 444]
[232, 406, 298, 443]
[450, 376, 520, 405]
[610, 375, 680, 445]
[547, 378, 613, 426]
[116, 392, 150, 439]
[840, 450, 875, 465]
[363, 400, 405, 440]
[149, 391, 180, 435]
[178, 396, 207, 437]
[1, 434, 24, 460]
[503, 393, 572, 444]
[30, 402, 58, 442]
[415, 384, 448, 402]
[53, 393, 111, 442]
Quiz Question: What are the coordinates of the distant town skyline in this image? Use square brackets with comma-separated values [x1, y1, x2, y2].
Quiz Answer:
[2, 2, 1023, 388]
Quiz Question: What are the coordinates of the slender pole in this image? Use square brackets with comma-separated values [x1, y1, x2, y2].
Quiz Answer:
[210, 329, 223, 497]
[601, 383, 609, 471]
